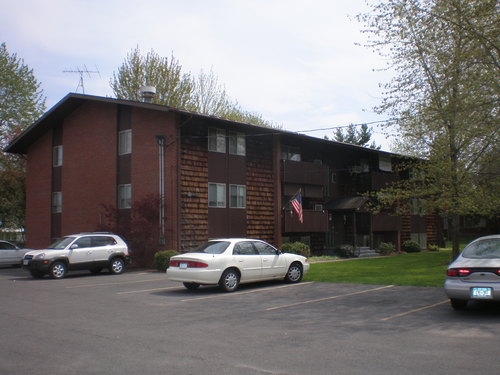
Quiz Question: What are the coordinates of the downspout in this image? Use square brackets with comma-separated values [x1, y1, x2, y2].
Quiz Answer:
[156, 136, 166, 246]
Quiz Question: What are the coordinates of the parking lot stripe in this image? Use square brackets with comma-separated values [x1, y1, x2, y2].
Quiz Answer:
[117, 286, 181, 294]
[266, 284, 395, 311]
[180, 282, 314, 302]
[380, 299, 449, 321]
[65, 277, 167, 289]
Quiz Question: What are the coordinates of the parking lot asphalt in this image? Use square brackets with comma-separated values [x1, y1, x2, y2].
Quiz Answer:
[1, 266, 499, 375]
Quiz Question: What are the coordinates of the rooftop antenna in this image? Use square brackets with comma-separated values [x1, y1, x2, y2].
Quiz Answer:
[63, 65, 100, 94]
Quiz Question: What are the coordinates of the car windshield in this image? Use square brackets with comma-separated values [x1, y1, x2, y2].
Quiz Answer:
[48, 236, 76, 249]
[462, 239, 500, 259]
[190, 241, 230, 254]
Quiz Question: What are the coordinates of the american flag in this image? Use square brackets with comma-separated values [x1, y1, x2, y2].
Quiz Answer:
[290, 191, 303, 223]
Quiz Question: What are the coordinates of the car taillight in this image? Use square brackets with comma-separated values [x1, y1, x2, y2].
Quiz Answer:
[446, 268, 471, 277]
[169, 260, 208, 268]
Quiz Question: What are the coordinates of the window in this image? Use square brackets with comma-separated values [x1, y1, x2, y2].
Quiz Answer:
[230, 185, 246, 208]
[229, 131, 246, 156]
[233, 242, 258, 255]
[52, 192, 62, 213]
[208, 183, 226, 207]
[119, 130, 132, 155]
[208, 128, 226, 153]
[281, 146, 301, 161]
[253, 241, 278, 255]
[118, 184, 132, 209]
[53, 145, 63, 167]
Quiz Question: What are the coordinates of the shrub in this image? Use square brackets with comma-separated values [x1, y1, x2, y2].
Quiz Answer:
[402, 240, 421, 253]
[427, 244, 440, 252]
[281, 242, 311, 257]
[153, 250, 179, 271]
[335, 244, 355, 258]
[377, 242, 395, 256]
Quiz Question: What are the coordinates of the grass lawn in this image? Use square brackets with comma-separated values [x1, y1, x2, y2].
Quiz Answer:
[304, 250, 454, 287]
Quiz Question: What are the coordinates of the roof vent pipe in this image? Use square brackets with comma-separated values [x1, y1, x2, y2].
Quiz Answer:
[139, 86, 156, 103]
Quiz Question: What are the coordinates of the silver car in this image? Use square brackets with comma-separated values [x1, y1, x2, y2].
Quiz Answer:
[444, 235, 500, 310]
[0, 240, 31, 267]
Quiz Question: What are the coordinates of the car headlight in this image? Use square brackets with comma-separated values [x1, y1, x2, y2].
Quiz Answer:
[34, 253, 45, 260]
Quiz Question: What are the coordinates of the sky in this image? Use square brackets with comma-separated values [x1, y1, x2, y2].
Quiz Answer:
[1, 0, 396, 150]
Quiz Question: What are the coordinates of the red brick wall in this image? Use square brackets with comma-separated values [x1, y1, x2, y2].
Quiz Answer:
[25, 130, 53, 248]
[60, 102, 117, 235]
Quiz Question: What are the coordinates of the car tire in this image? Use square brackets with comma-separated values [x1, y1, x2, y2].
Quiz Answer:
[450, 298, 468, 310]
[49, 261, 67, 279]
[284, 262, 303, 283]
[183, 282, 200, 290]
[109, 258, 125, 275]
[219, 268, 240, 292]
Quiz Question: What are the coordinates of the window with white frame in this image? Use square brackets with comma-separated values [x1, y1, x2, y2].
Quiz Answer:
[208, 128, 226, 153]
[118, 184, 132, 209]
[229, 131, 246, 156]
[208, 183, 226, 207]
[52, 192, 62, 213]
[119, 130, 132, 155]
[230, 185, 246, 208]
[53, 145, 63, 167]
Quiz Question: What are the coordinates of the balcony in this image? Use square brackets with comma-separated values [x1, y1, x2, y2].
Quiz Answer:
[281, 160, 328, 186]
[283, 209, 329, 233]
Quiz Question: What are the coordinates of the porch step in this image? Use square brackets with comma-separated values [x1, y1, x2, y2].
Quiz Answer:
[356, 247, 379, 258]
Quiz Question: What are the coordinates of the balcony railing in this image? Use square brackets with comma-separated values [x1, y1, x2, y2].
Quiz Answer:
[281, 160, 328, 185]
[283, 210, 329, 233]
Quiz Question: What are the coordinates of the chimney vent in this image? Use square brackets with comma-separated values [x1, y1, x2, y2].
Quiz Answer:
[139, 86, 156, 103]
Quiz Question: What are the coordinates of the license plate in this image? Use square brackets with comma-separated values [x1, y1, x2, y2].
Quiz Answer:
[471, 287, 492, 299]
[23, 260, 29, 266]
[179, 262, 188, 269]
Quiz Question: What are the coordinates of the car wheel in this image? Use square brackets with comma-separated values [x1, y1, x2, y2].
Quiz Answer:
[183, 282, 200, 290]
[284, 262, 303, 283]
[219, 268, 240, 292]
[450, 298, 468, 310]
[49, 261, 67, 279]
[109, 258, 125, 275]
[30, 271, 44, 279]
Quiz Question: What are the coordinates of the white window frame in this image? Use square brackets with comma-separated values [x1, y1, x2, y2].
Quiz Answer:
[118, 184, 132, 209]
[230, 185, 246, 208]
[119, 129, 132, 155]
[52, 192, 62, 213]
[208, 128, 226, 153]
[229, 131, 246, 156]
[208, 183, 226, 207]
[53, 145, 63, 167]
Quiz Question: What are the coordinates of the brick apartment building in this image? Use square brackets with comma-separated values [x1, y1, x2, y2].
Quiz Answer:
[6, 93, 442, 260]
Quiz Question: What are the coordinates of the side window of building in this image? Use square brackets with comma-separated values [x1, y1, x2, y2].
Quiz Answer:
[53, 145, 63, 167]
[118, 184, 132, 209]
[228, 131, 246, 156]
[119, 129, 132, 155]
[208, 183, 226, 207]
[281, 146, 301, 161]
[230, 185, 246, 208]
[52, 192, 62, 213]
[208, 128, 226, 153]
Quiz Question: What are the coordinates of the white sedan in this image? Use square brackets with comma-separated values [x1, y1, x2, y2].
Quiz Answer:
[167, 238, 310, 292]
[0, 240, 32, 267]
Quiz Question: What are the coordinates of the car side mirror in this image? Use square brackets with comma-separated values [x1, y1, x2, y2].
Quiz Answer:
[70, 244, 79, 250]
